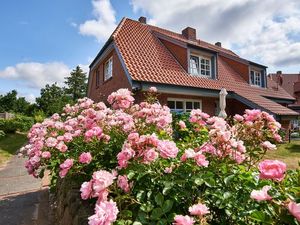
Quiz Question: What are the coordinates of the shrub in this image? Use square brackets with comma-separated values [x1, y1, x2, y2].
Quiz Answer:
[291, 132, 300, 138]
[0, 115, 34, 133]
[0, 130, 5, 138]
[22, 88, 300, 225]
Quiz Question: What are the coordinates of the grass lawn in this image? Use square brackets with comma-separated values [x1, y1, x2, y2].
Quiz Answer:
[265, 140, 300, 169]
[0, 132, 28, 166]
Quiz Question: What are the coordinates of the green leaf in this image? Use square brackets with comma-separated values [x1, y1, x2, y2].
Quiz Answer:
[194, 178, 204, 186]
[224, 174, 235, 186]
[156, 219, 167, 225]
[150, 208, 163, 220]
[127, 171, 135, 179]
[204, 178, 216, 187]
[223, 192, 232, 200]
[137, 211, 148, 224]
[133, 222, 142, 225]
[162, 200, 174, 213]
[155, 193, 164, 206]
[141, 202, 154, 213]
[250, 211, 266, 222]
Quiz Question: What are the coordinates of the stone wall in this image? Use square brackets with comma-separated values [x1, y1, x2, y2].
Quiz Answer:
[52, 177, 93, 225]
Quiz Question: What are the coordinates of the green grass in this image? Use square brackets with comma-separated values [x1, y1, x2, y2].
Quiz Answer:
[0, 132, 28, 166]
[265, 140, 300, 169]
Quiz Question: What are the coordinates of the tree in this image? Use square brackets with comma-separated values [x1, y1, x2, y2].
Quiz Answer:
[64, 66, 87, 101]
[0, 90, 31, 114]
[36, 83, 71, 116]
[0, 90, 18, 112]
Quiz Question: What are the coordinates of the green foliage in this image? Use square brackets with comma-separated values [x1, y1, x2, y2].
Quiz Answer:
[64, 65, 87, 101]
[0, 115, 34, 133]
[0, 90, 32, 115]
[36, 83, 72, 116]
[0, 130, 5, 138]
[33, 110, 46, 123]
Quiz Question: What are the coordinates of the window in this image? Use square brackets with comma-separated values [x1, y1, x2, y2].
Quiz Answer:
[95, 69, 100, 87]
[167, 99, 202, 113]
[250, 70, 261, 87]
[104, 57, 113, 81]
[190, 55, 211, 76]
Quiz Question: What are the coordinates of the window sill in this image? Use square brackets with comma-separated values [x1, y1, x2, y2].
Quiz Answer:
[189, 73, 213, 79]
[103, 76, 113, 84]
[250, 84, 266, 89]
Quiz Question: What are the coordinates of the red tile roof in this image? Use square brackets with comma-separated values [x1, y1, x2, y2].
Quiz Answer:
[112, 18, 298, 116]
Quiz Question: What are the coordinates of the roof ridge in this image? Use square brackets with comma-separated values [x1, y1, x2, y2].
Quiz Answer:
[146, 22, 239, 57]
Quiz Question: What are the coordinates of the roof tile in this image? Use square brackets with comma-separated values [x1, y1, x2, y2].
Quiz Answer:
[113, 18, 298, 116]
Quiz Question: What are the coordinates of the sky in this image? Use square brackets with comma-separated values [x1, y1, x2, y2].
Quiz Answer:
[0, 0, 300, 102]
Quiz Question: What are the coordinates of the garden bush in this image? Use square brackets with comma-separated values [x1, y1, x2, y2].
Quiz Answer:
[0, 115, 34, 133]
[22, 87, 300, 225]
[0, 130, 5, 138]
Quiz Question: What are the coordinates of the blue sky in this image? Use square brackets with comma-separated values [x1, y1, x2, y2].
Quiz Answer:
[0, 0, 300, 102]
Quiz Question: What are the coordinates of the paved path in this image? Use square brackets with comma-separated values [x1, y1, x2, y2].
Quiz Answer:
[0, 156, 50, 225]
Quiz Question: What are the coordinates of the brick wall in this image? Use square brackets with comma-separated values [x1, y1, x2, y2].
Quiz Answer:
[88, 49, 131, 103]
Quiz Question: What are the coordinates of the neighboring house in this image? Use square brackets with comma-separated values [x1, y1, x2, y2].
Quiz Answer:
[268, 71, 300, 129]
[87, 17, 299, 130]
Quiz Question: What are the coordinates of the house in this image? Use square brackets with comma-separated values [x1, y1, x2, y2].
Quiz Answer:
[87, 16, 299, 130]
[268, 71, 300, 129]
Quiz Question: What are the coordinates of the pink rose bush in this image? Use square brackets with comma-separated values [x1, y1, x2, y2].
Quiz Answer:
[23, 87, 300, 224]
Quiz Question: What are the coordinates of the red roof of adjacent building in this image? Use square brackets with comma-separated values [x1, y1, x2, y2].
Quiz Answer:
[111, 18, 298, 116]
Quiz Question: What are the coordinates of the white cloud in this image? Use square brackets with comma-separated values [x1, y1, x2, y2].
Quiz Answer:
[79, 0, 117, 42]
[19, 93, 36, 103]
[131, 0, 300, 71]
[0, 62, 70, 89]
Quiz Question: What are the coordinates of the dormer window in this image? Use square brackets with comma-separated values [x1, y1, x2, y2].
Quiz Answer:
[250, 70, 262, 87]
[104, 57, 113, 81]
[190, 55, 211, 77]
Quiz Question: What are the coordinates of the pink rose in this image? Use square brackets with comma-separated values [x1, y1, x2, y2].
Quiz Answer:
[45, 137, 57, 148]
[59, 159, 74, 178]
[79, 152, 92, 164]
[287, 201, 300, 222]
[178, 120, 186, 129]
[189, 203, 210, 216]
[233, 114, 244, 122]
[250, 186, 272, 201]
[92, 170, 116, 193]
[56, 141, 68, 152]
[261, 141, 276, 150]
[41, 151, 51, 159]
[117, 175, 131, 193]
[157, 140, 178, 159]
[258, 160, 286, 182]
[181, 149, 196, 161]
[143, 148, 158, 163]
[173, 215, 195, 225]
[149, 86, 157, 93]
[80, 181, 92, 200]
[194, 153, 209, 167]
[88, 200, 119, 225]
[164, 167, 173, 173]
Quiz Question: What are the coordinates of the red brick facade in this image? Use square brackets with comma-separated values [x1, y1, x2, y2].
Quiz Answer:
[88, 49, 131, 103]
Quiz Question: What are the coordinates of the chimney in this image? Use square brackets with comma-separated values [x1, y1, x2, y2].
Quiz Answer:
[138, 16, 147, 24]
[215, 42, 222, 47]
[182, 27, 196, 41]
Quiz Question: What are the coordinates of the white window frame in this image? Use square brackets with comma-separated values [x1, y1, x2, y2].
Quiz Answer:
[250, 70, 262, 87]
[189, 54, 211, 77]
[104, 57, 113, 81]
[167, 98, 202, 113]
